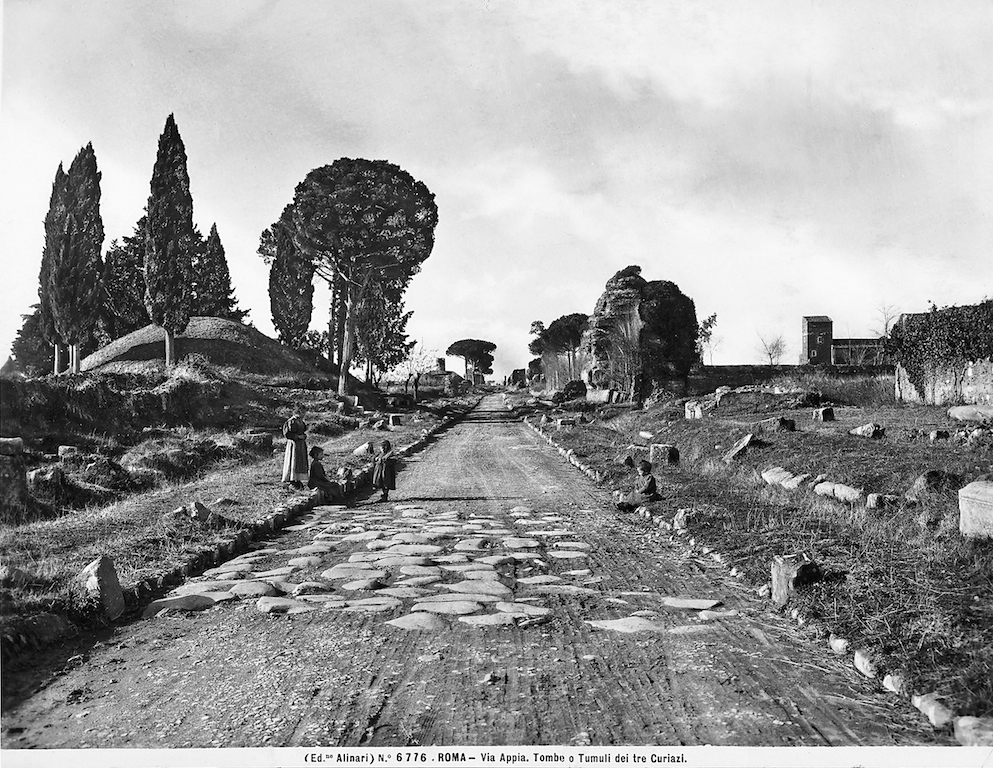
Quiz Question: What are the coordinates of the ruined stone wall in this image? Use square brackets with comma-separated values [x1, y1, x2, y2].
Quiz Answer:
[895, 359, 993, 405]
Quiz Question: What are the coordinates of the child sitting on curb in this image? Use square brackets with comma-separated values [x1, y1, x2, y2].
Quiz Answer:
[614, 459, 661, 512]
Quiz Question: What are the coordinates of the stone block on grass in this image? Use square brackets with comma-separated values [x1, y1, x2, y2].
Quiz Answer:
[722, 433, 755, 464]
[849, 423, 885, 439]
[812, 407, 834, 422]
[954, 716, 993, 747]
[761, 467, 794, 486]
[770, 556, 823, 608]
[959, 480, 993, 539]
[906, 470, 964, 502]
[79, 556, 125, 621]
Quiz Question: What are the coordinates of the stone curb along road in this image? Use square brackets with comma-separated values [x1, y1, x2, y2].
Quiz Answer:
[513, 398, 993, 748]
[0, 402, 478, 666]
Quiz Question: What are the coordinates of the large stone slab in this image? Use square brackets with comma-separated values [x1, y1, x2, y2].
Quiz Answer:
[411, 600, 482, 615]
[230, 581, 280, 598]
[78, 556, 125, 621]
[142, 594, 216, 619]
[256, 597, 316, 614]
[959, 481, 993, 539]
[442, 580, 512, 596]
[948, 405, 993, 423]
[385, 612, 449, 631]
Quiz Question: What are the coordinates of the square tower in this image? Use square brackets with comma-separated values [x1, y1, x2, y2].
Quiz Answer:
[802, 316, 833, 364]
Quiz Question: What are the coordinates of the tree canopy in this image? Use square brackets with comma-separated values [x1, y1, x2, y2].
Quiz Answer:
[103, 214, 151, 340]
[288, 158, 438, 394]
[192, 223, 247, 321]
[446, 338, 496, 378]
[261, 204, 315, 349]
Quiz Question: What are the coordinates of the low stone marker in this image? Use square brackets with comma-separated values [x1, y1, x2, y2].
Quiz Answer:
[556, 418, 576, 428]
[812, 407, 834, 422]
[79, 556, 125, 621]
[866, 493, 900, 510]
[959, 480, 993, 539]
[649, 444, 679, 466]
[684, 401, 703, 420]
[771, 556, 823, 608]
[762, 417, 795, 433]
[388, 414, 404, 427]
[722, 433, 754, 464]
[849, 423, 885, 439]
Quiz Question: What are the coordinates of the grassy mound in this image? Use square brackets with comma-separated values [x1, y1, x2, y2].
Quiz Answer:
[80, 317, 321, 375]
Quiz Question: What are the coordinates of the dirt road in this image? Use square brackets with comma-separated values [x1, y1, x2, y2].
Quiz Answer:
[1, 395, 944, 748]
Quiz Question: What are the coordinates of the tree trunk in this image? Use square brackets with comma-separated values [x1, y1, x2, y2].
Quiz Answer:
[164, 328, 176, 366]
[53, 342, 65, 375]
[334, 273, 347, 369]
[337, 273, 372, 397]
[70, 343, 81, 373]
[413, 374, 420, 402]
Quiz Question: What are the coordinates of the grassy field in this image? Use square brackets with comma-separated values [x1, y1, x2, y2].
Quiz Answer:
[509, 376, 993, 718]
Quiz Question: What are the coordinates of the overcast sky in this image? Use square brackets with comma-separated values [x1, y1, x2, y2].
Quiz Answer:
[2, 0, 991, 377]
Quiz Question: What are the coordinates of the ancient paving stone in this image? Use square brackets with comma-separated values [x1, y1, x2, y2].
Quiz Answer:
[348, 553, 387, 562]
[288, 544, 335, 555]
[411, 600, 482, 615]
[461, 523, 484, 530]
[342, 597, 402, 612]
[391, 532, 435, 544]
[292, 581, 332, 596]
[287, 556, 324, 568]
[459, 613, 519, 627]
[586, 617, 668, 633]
[366, 540, 396, 551]
[443, 580, 512, 596]
[454, 538, 491, 551]
[416, 592, 501, 603]
[394, 576, 442, 586]
[256, 597, 316, 614]
[495, 602, 550, 616]
[439, 562, 494, 572]
[556, 541, 590, 549]
[668, 625, 710, 635]
[253, 566, 299, 578]
[374, 556, 434, 568]
[698, 609, 739, 620]
[476, 529, 513, 536]
[322, 567, 388, 581]
[378, 586, 434, 599]
[172, 580, 242, 596]
[202, 566, 252, 579]
[510, 506, 533, 514]
[386, 612, 450, 631]
[230, 581, 280, 598]
[547, 550, 588, 559]
[503, 537, 541, 548]
[262, 579, 300, 594]
[431, 554, 470, 563]
[562, 569, 592, 577]
[516, 575, 562, 584]
[340, 578, 387, 591]
[297, 595, 347, 606]
[384, 544, 444, 556]
[200, 591, 237, 603]
[461, 569, 503, 580]
[475, 555, 516, 566]
[514, 520, 546, 526]
[531, 530, 573, 537]
[399, 565, 442, 577]
[142, 594, 217, 619]
[341, 531, 386, 542]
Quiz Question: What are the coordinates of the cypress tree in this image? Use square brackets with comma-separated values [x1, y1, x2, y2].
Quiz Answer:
[38, 164, 68, 374]
[145, 114, 195, 365]
[193, 223, 247, 321]
[103, 214, 151, 339]
[47, 143, 105, 373]
[261, 205, 314, 347]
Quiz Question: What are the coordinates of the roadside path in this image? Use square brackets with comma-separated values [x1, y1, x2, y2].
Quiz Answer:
[1, 395, 943, 747]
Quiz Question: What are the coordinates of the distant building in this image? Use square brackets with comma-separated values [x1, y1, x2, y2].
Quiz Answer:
[801, 316, 833, 364]
[800, 316, 886, 365]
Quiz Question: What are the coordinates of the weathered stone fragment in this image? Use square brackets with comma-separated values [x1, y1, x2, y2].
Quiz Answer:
[911, 692, 955, 728]
[849, 423, 885, 439]
[79, 556, 125, 620]
[770, 556, 822, 608]
[649, 444, 679, 466]
[906, 470, 964, 502]
[954, 716, 993, 747]
[948, 404, 993, 423]
[866, 493, 900, 510]
[722, 434, 754, 464]
[142, 594, 216, 618]
[761, 467, 794, 486]
[959, 480, 993, 539]
[812, 407, 834, 422]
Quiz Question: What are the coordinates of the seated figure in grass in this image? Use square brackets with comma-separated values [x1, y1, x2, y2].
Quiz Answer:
[614, 459, 660, 512]
[308, 446, 343, 505]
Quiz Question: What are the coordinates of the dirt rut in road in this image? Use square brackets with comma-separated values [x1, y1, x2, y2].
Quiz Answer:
[1, 395, 944, 748]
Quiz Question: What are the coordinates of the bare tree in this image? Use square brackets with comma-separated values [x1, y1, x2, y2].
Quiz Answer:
[873, 303, 901, 338]
[388, 341, 437, 402]
[757, 332, 787, 366]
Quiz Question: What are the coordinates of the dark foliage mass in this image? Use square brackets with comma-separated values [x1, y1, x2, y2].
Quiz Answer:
[103, 215, 152, 340]
[446, 338, 496, 378]
[261, 204, 315, 348]
[886, 300, 993, 395]
[192, 223, 247, 321]
[145, 114, 195, 339]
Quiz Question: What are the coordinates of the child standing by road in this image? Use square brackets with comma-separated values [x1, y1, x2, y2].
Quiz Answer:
[372, 440, 397, 502]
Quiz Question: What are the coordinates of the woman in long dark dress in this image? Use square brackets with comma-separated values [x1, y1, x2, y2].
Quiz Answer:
[372, 440, 397, 502]
[281, 412, 309, 488]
